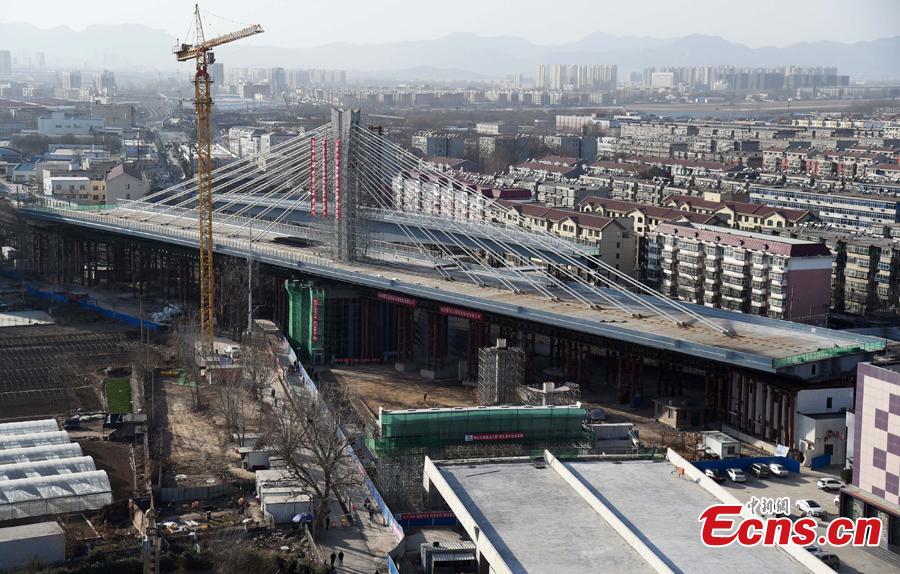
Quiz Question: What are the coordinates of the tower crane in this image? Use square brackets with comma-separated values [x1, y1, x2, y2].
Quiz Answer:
[173, 5, 263, 346]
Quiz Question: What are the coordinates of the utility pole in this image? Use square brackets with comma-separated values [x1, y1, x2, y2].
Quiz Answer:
[246, 218, 253, 334]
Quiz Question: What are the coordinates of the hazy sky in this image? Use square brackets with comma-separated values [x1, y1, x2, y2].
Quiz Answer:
[1, 0, 898, 48]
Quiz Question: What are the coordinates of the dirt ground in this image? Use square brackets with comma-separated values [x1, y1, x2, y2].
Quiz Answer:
[80, 439, 137, 501]
[155, 371, 260, 487]
[325, 364, 478, 418]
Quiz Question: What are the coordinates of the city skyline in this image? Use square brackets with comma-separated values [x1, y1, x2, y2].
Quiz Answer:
[1, 0, 898, 50]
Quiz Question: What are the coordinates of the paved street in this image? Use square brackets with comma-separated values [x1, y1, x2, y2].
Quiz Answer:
[266, 332, 398, 574]
[719, 465, 898, 573]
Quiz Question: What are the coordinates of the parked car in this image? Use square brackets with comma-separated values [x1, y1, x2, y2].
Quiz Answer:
[817, 478, 845, 490]
[768, 463, 789, 477]
[796, 499, 825, 517]
[749, 463, 771, 478]
[817, 553, 840, 569]
[805, 546, 839, 568]
[726, 468, 747, 483]
[705, 468, 727, 483]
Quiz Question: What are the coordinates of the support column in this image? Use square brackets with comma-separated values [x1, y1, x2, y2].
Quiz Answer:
[749, 380, 757, 436]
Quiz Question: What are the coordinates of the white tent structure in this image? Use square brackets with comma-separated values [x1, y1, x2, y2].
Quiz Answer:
[0, 444, 83, 466]
[0, 457, 97, 481]
[0, 419, 59, 437]
[0, 471, 112, 522]
[0, 431, 71, 451]
[0, 418, 112, 521]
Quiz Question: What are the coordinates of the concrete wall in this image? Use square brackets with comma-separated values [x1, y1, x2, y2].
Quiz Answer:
[0, 523, 66, 572]
[796, 388, 853, 414]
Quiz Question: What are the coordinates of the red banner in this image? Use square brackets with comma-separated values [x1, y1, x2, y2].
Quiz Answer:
[311, 297, 320, 343]
[334, 139, 341, 220]
[397, 511, 456, 520]
[440, 305, 483, 321]
[464, 431, 524, 442]
[310, 136, 317, 216]
[377, 292, 417, 308]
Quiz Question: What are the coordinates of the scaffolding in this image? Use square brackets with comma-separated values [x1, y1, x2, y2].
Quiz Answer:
[369, 403, 586, 456]
[519, 382, 581, 406]
[478, 341, 524, 405]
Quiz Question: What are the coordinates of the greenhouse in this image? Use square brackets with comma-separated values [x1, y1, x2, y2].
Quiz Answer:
[0, 457, 97, 481]
[0, 471, 112, 521]
[0, 418, 111, 521]
[0, 419, 59, 437]
[0, 431, 71, 451]
[0, 443, 83, 466]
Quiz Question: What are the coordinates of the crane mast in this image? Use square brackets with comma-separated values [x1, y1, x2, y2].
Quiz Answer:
[174, 5, 263, 346]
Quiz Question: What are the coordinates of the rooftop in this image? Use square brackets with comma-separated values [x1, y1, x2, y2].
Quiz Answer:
[426, 454, 816, 574]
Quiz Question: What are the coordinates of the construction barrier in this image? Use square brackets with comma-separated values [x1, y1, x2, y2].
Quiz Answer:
[809, 453, 832, 469]
[396, 511, 460, 529]
[24, 286, 162, 331]
[387, 555, 400, 574]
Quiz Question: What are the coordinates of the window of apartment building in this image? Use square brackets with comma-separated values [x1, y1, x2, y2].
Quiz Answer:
[826, 397, 833, 409]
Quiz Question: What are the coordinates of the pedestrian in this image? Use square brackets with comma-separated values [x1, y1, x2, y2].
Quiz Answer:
[368, 506, 375, 521]
[271, 388, 276, 399]
[338, 551, 344, 567]
[423, 392, 428, 403]
[330, 552, 336, 567]
[363, 497, 370, 510]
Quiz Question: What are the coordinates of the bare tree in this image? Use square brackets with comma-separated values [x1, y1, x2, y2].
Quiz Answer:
[213, 365, 246, 437]
[172, 312, 203, 410]
[265, 385, 363, 534]
[240, 330, 275, 399]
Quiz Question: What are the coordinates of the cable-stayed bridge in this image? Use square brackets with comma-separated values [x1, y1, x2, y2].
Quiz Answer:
[20, 108, 884, 380]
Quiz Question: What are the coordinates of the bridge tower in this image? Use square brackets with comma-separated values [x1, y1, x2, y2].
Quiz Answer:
[330, 107, 361, 262]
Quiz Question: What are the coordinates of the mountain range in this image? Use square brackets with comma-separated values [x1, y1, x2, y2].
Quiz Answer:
[2, 22, 898, 81]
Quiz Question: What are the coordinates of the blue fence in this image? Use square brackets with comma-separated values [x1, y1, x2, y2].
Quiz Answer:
[24, 286, 162, 331]
[809, 453, 832, 469]
[397, 512, 460, 529]
[692, 456, 801, 473]
[289, 347, 405, 543]
[387, 555, 400, 574]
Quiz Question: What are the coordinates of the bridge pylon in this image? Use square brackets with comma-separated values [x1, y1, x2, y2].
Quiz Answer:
[330, 107, 361, 262]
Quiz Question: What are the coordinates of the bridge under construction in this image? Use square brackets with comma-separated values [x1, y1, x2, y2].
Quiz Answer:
[15, 108, 886, 451]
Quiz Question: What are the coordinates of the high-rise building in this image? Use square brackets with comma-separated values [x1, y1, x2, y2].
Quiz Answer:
[0, 51, 11, 76]
[95, 70, 116, 95]
[268, 67, 286, 95]
[536, 64, 547, 89]
[61, 70, 82, 91]
[209, 62, 224, 93]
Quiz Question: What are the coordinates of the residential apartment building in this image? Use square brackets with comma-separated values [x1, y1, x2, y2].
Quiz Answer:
[782, 226, 900, 316]
[498, 203, 636, 278]
[411, 132, 464, 159]
[841, 360, 900, 559]
[646, 222, 832, 322]
[749, 185, 900, 231]
[105, 164, 150, 204]
[43, 176, 105, 204]
[664, 194, 815, 231]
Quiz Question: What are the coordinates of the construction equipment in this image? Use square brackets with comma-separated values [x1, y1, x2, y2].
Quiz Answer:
[173, 5, 263, 345]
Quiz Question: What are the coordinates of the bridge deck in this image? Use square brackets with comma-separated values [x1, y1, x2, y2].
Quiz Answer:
[24, 205, 885, 373]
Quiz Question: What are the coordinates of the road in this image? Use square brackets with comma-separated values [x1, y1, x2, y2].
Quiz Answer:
[720, 465, 898, 573]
